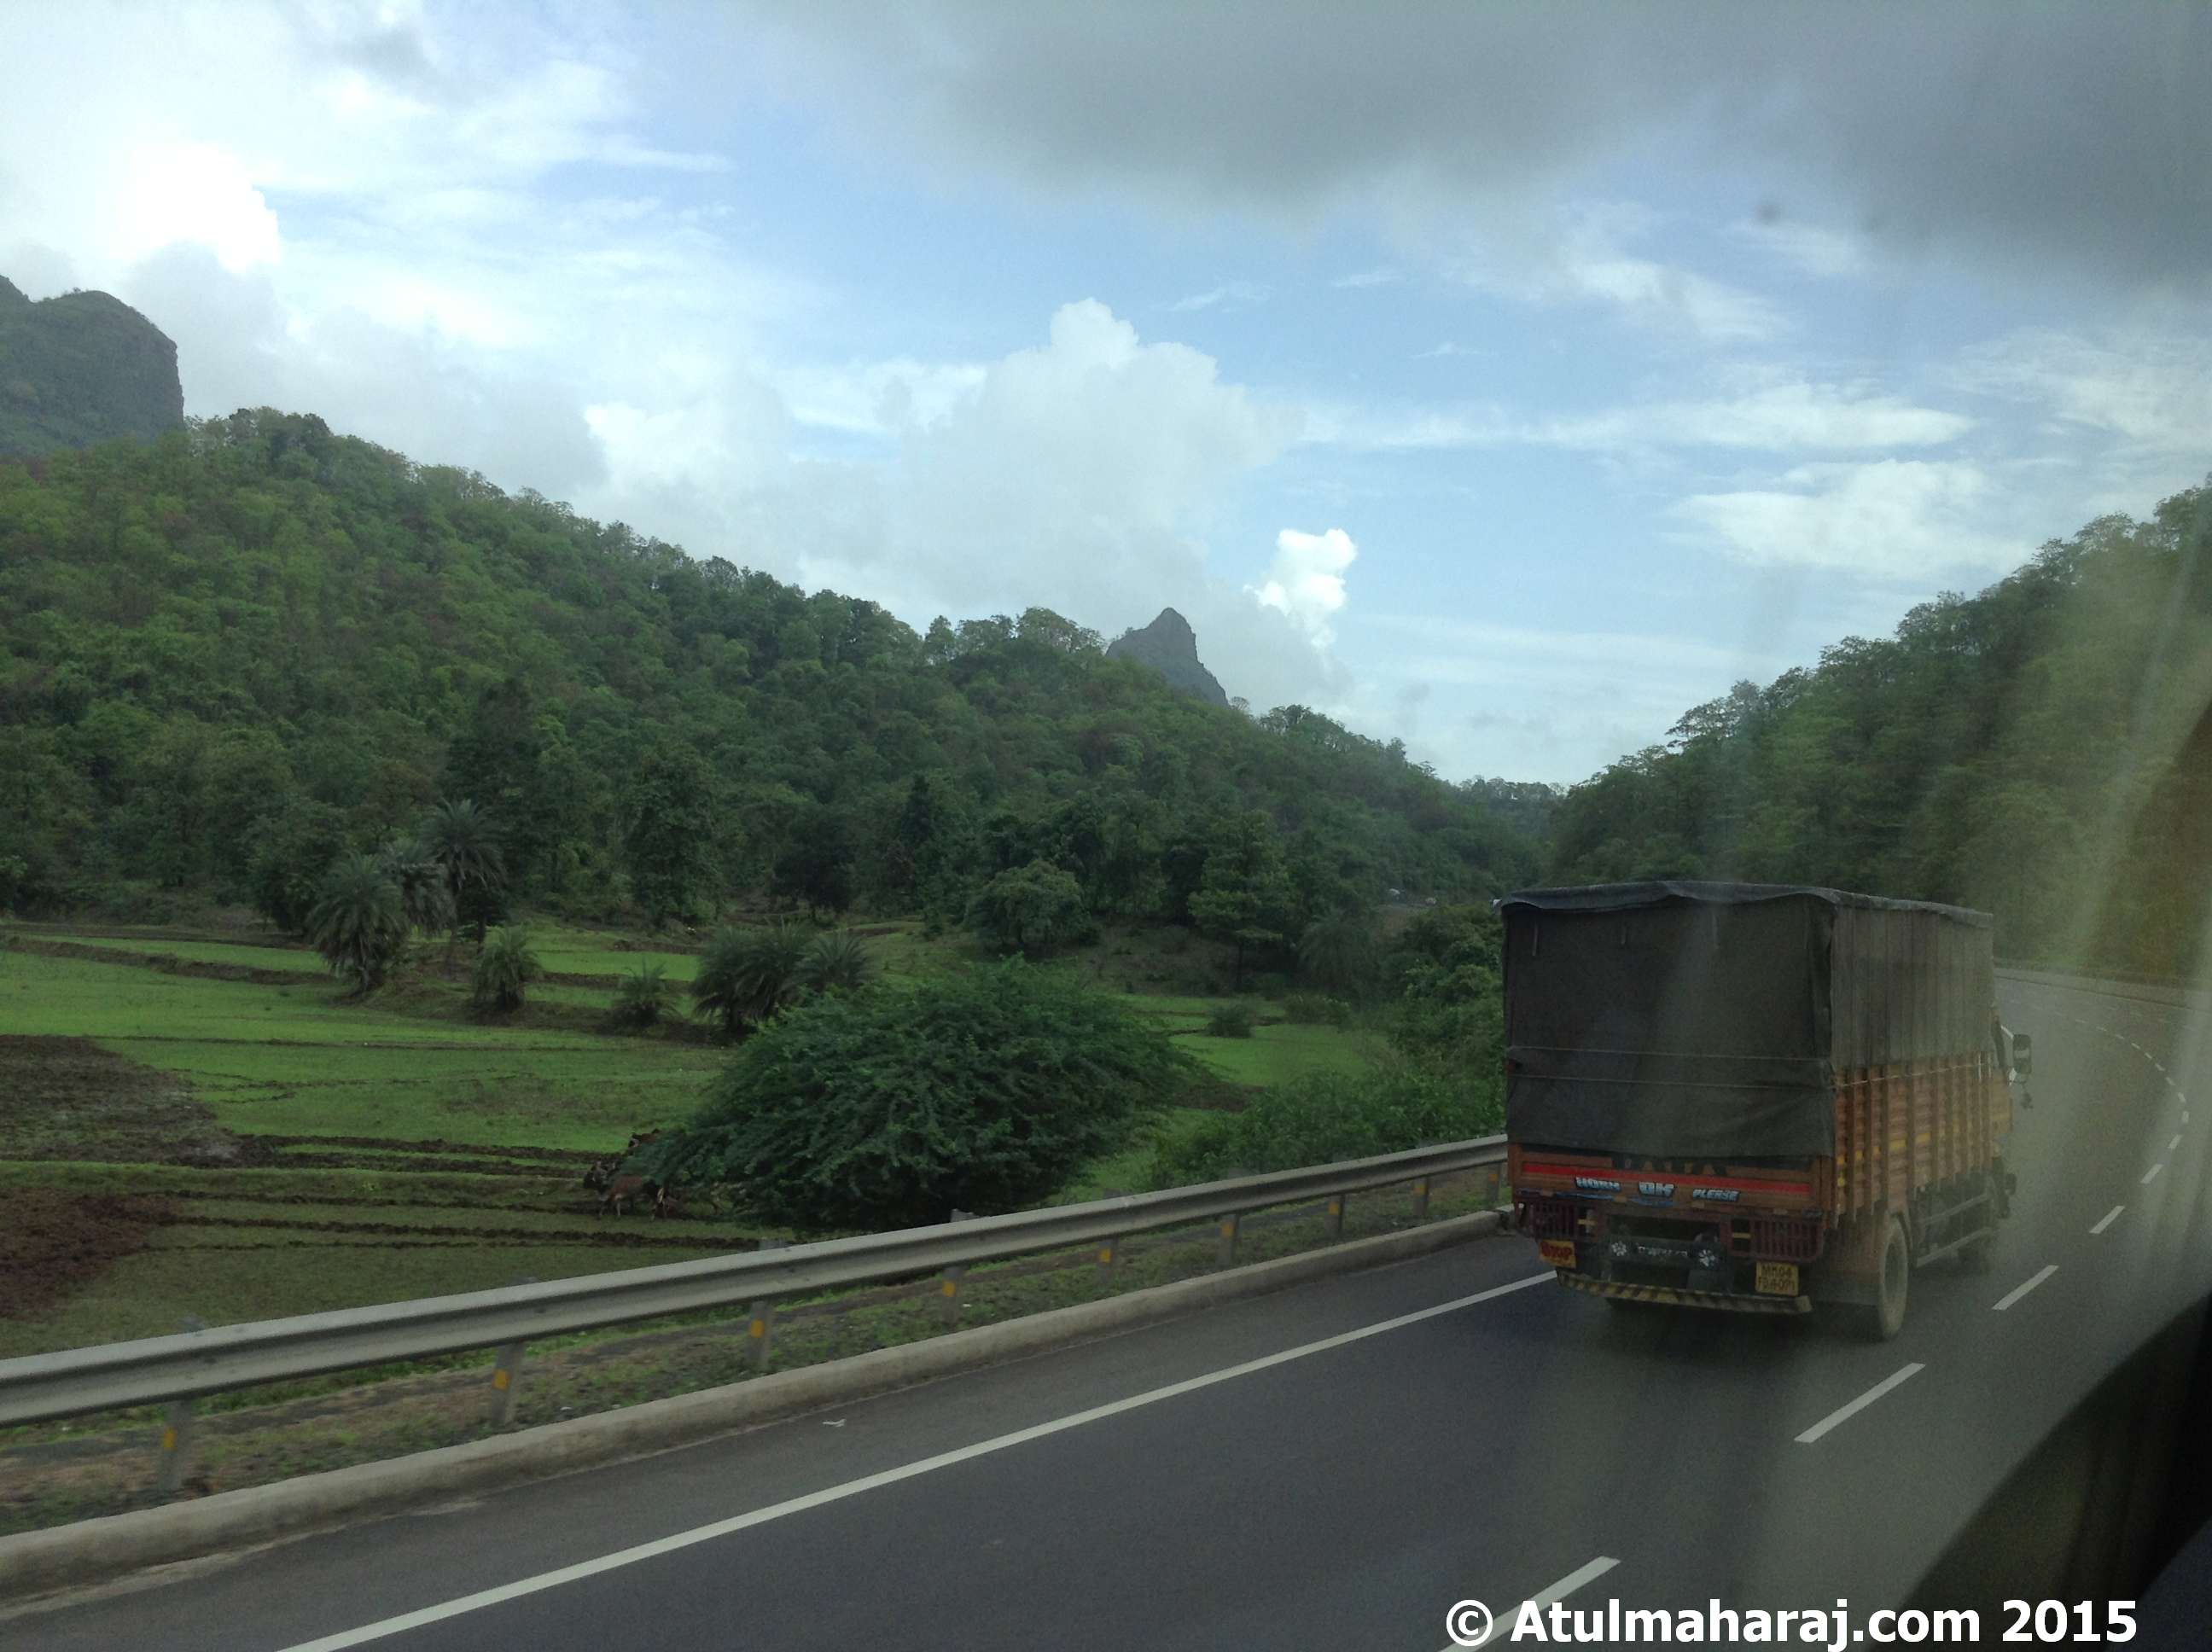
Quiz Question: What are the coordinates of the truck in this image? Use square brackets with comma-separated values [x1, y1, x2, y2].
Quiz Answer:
[1502, 881, 2029, 1339]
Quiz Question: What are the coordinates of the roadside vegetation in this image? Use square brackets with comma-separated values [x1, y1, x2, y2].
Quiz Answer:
[0, 888, 1505, 1358]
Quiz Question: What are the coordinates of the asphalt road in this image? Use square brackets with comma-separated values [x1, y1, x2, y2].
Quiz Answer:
[8, 973, 2206, 1652]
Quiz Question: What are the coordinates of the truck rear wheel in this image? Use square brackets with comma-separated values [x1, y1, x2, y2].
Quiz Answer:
[1867, 1215, 1911, 1341]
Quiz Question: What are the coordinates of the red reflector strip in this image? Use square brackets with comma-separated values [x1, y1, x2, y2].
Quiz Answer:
[1518, 1162, 1813, 1198]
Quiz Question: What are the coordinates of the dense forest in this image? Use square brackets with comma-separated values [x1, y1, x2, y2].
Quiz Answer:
[0, 409, 1540, 951]
[1548, 484, 2212, 979]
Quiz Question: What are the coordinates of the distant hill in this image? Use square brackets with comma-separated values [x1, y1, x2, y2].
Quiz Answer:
[0, 408, 1541, 928]
[1107, 608, 1231, 707]
[1547, 482, 2212, 979]
[0, 276, 184, 458]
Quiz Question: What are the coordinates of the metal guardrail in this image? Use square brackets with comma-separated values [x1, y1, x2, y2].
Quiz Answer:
[0, 1136, 1507, 1440]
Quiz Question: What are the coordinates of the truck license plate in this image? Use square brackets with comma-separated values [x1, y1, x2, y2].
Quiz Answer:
[1538, 1239, 1576, 1268]
[1755, 1262, 1800, 1296]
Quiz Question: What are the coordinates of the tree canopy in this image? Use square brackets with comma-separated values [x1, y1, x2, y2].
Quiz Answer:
[0, 410, 1540, 931]
[1546, 484, 2212, 979]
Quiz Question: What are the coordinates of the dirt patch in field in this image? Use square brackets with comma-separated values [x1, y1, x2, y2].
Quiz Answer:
[7, 936, 327, 986]
[0, 1036, 268, 1166]
[0, 1190, 172, 1318]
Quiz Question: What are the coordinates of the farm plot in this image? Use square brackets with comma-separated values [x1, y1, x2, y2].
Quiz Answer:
[0, 944, 748, 1356]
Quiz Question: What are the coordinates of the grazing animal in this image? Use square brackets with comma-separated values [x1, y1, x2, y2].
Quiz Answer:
[598, 1174, 661, 1218]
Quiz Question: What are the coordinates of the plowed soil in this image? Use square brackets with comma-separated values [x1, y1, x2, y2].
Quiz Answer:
[0, 1190, 173, 1318]
[0, 1036, 260, 1165]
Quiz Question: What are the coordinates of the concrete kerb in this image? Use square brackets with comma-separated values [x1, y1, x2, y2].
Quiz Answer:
[0, 1208, 1506, 1603]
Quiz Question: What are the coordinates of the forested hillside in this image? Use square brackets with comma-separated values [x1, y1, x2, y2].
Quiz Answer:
[1548, 485, 2212, 978]
[0, 410, 1538, 938]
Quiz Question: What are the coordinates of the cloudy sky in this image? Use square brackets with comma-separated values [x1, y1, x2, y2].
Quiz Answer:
[5, 3, 2208, 783]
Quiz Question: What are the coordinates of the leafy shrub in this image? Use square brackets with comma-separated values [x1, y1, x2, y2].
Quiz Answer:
[648, 963, 1204, 1228]
[471, 924, 542, 1014]
[1149, 1064, 1502, 1188]
[1283, 992, 1351, 1026]
[1205, 1001, 1256, 1038]
[692, 921, 812, 1037]
[609, 962, 674, 1030]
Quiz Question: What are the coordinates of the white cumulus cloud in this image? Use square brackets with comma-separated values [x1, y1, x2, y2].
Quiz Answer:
[1672, 460, 2021, 578]
[1251, 527, 1358, 646]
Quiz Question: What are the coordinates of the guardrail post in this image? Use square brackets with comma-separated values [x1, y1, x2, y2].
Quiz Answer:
[745, 1300, 777, 1372]
[486, 1277, 535, 1428]
[1095, 1238, 1120, 1286]
[938, 1265, 965, 1328]
[1411, 1177, 1430, 1222]
[1487, 1163, 1503, 1209]
[1216, 1212, 1241, 1268]
[154, 1399, 196, 1495]
[747, 1240, 786, 1373]
[154, 1315, 204, 1495]
[1324, 1194, 1346, 1242]
[487, 1339, 529, 1428]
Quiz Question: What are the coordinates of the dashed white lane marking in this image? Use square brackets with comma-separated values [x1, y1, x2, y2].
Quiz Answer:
[2142, 1163, 2166, 1185]
[1993, 1265, 2059, 1312]
[1438, 1557, 1622, 1652]
[271, 1272, 1558, 1651]
[1796, 1364, 1924, 1445]
[2091, 1206, 2126, 1236]
[2170, 1134, 2184, 1153]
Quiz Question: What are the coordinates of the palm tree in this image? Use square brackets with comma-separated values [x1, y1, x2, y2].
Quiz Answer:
[796, 929, 875, 995]
[307, 853, 408, 992]
[610, 963, 673, 1030]
[692, 922, 812, 1038]
[376, 835, 452, 945]
[1297, 910, 1378, 997]
[471, 924, 542, 1015]
[422, 799, 506, 951]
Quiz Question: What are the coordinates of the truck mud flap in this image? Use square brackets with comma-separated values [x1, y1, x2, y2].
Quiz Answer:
[1560, 1271, 1812, 1315]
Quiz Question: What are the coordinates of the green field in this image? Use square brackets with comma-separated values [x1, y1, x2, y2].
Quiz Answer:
[0, 922, 1377, 1358]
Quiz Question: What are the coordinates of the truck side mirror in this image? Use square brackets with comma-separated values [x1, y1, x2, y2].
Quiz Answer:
[2012, 1032, 2033, 1079]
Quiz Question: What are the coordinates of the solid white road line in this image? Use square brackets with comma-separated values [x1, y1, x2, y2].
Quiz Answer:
[1796, 1364, 1924, 1445]
[2142, 1163, 2165, 1185]
[1993, 1265, 2059, 1312]
[2090, 1206, 2126, 1236]
[1442, 1556, 1623, 1651]
[276, 1271, 1558, 1652]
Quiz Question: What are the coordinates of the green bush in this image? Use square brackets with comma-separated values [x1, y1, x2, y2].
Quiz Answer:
[648, 963, 1204, 1229]
[1149, 1064, 1501, 1187]
[609, 962, 674, 1030]
[1205, 1001, 1256, 1038]
[1283, 992, 1350, 1026]
[470, 924, 542, 1014]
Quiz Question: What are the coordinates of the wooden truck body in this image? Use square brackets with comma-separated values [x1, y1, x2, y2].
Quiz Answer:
[1503, 881, 2017, 1338]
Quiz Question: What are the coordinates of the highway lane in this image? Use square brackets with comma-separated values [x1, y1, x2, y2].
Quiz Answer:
[8, 974, 2206, 1651]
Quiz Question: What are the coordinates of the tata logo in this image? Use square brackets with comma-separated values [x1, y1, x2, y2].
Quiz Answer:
[1636, 1181, 1676, 1198]
[1691, 1186, 1742, 1203]
[1574, 1175, 1621, 1195]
